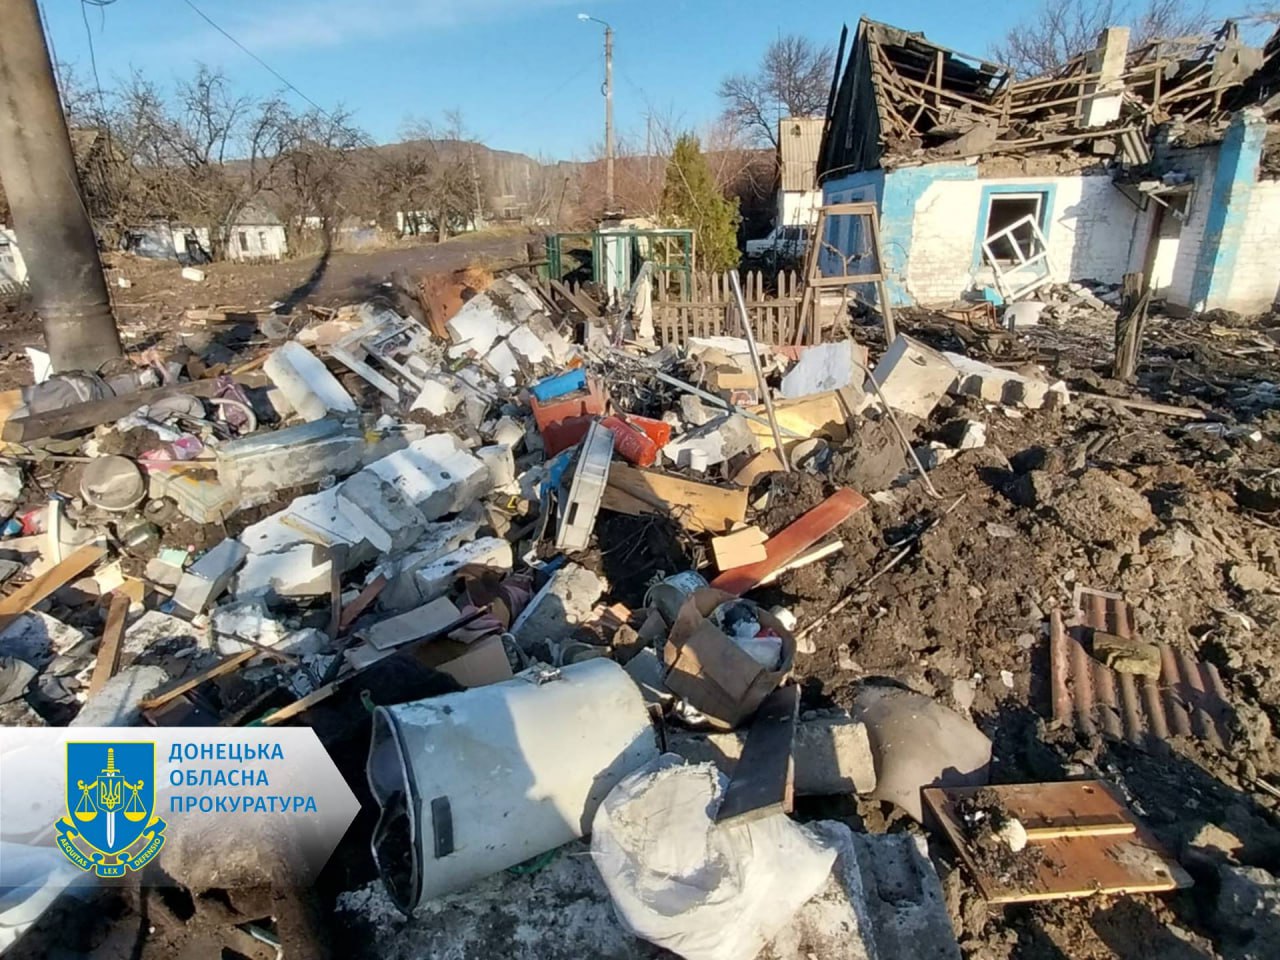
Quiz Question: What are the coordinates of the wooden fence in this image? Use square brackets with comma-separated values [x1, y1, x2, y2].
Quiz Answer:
[653, 270, 805, 346]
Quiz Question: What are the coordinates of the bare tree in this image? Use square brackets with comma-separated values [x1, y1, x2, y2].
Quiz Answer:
[391, 111, 485, 242]
[718, 36, 835, 148]
[992, 0, 1214, 77]
[273, 106, 367, 245]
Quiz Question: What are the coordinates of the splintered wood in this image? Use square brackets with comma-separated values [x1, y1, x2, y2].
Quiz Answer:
[923, 781, 1191, 903]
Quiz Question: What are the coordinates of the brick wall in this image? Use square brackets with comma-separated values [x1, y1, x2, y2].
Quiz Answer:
[903, 174, 1144, 305]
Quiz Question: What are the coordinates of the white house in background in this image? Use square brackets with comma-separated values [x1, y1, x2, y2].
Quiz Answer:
[225, 201, 288, 262]
[0, 228, 27, 292]
[777, 117, 824, 229]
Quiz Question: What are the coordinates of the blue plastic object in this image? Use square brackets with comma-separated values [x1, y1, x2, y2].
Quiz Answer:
[530, 369, 587, 404]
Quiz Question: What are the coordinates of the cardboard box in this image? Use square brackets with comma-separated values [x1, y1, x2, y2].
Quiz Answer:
[662, 588, 795, 729]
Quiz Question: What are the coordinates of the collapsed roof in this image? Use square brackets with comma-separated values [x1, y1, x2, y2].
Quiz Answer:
[818, 17, 1280, 178]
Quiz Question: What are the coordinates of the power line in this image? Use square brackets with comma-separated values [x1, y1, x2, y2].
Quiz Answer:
[178, 0, 329, 115]
[79, 0, 110, 123]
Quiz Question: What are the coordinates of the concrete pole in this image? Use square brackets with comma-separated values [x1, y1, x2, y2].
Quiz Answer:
[0, 0, 121, 372]
[604, 25, 615, 215]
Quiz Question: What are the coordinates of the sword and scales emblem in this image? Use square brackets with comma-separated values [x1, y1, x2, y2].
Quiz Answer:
[73, 748, 147, 850]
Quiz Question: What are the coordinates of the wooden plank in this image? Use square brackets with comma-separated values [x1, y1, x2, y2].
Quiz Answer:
[87, 592, 130, 697]
[138, 648, 257, 711]
[549, 278, 601, 319]
[0, 543, 107, 633]
[710, 488, 868, 596]
[3, 379, 224, 442]
[711, 526, 768, 571]
[338, 575, 387, 632]
[716, 684, 800, 825]
[601, 463, 748, 534]
[261, 682, 338, 725]
[922, 781, 1190, 903]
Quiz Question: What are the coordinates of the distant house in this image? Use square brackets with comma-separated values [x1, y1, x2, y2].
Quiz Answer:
[777, 117, 824, 229]
[121, 221, 212, 263]
[0, 226, 27, 294]
[225, 201, 288, 262]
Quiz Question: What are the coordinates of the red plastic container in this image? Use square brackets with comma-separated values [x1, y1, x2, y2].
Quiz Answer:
[530, 377, 608, 455]
[600, 415, 672, 467]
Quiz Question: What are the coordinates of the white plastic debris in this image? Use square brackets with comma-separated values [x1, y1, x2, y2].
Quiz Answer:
[181, 267, 205, 282]
[591, 755, 837, 960]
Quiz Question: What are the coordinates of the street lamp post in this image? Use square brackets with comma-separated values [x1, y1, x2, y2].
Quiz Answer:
[577, 13, 614, 215]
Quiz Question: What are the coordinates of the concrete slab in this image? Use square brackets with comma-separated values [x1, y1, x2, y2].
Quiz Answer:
[412, 537, 513, 602]
[446, 293, 515, 357]
[263, 341, 357, 422]
[337, 471, 428, 555]
[666, 714, 878, 795]
[216, 418, 365, 504]
[72, 665, 169, 726]
[0, 612, 85, 669]
[511, 563, 604, 649]
[172, 539, 249, 615]
[367, 434, 489, 520]
[943, 353, 1070, 409]
[121, 610, 203, 658]
[376, 517, 482, 611]
[869, 336, 957, 418]
[410, 378, 464, 416]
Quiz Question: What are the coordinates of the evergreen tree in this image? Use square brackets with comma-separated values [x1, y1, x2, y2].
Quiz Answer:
[660, 133, 741, 272]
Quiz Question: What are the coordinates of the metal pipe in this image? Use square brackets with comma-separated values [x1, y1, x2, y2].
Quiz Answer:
[729, 271, 790, 470]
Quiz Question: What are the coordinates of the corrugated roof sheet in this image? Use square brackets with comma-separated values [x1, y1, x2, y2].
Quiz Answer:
[1050, 588, 1233, 750]
[779, 117, 824, 193]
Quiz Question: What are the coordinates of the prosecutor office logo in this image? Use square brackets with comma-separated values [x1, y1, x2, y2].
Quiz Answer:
[56, 742, 167, 878]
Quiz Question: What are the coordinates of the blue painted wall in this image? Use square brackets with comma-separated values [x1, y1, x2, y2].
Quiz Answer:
[1191, 108, 1266, 310]
[822, 163, 977, 305]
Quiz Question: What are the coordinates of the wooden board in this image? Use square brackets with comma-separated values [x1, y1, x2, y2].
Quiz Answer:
[2, 379, 224, 442]
[0, 543, 107, 634]
[922, 781, 1191, 903]
[602, 463, 748, 534]
[710, 489, 868, 596]
[87, 592, 130, 697]
[716, 684, 800, 825]
[138, 648, 257, 711]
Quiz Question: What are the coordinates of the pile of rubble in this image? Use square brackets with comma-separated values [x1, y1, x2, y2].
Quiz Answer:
[2, 260, 1279, 960]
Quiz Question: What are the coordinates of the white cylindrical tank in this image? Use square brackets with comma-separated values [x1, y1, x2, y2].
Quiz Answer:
[367, 658, 659, 912]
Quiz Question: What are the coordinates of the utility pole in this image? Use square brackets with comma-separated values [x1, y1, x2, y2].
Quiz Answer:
[578, 14, 614, 216]
[0, 0, 121, 373]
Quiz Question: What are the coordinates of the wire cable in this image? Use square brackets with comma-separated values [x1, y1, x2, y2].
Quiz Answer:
[178, 0, 329, 115]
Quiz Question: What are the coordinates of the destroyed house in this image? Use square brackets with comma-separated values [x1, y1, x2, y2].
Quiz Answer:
[816, 18, 1280, 314]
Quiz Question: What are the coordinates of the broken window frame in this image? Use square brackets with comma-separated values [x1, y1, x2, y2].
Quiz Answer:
[982, 193, 1047, 266]
[981, 213, 1054, 301]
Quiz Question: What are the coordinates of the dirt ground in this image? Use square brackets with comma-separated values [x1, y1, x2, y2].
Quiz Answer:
[5, 276, 1280, 959]
[0, 229, 535, 368]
